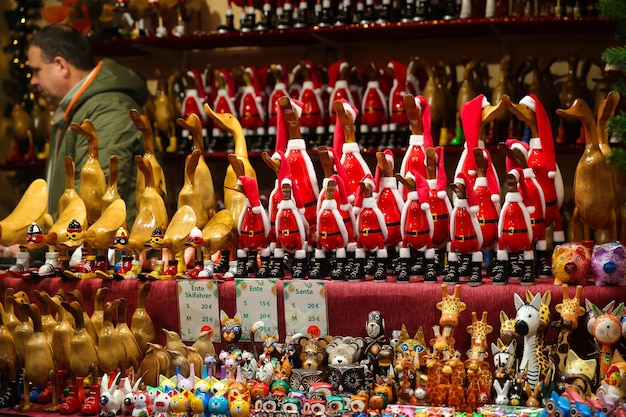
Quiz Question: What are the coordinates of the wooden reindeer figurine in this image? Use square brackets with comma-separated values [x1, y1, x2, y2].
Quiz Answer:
[557, 98, 617, 242]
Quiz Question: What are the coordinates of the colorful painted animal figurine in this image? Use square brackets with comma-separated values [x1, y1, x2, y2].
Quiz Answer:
[436, 284, 466, 350]
[514, 292, 543, 390]
[552, 285, 586, 377]
[586, 300, 625, 380]
[229, 391, 250, 417]
[552, 243, 592, 285]
[591, 242, 626, 286]
[99, 372, 124, 417]
[493, 379, 512, 405]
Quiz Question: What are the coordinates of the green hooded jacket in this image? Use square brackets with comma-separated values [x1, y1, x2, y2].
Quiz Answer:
[46, 58, 149, 228]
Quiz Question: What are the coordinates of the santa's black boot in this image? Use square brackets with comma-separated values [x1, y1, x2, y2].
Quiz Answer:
[308, 250, 328, 280]
[424, 249, 437, 284]
[534, 240, 551, 278]
[349, 249, 366, 281]
[442, 252, 459, 285]
[256, 256, 271, 277]
[234, 250, 248, 278]
[490, 250, 508, 285]
[521, 250, 535, 285]
[373, 249, 389, 282]
[291, 250, 307, 279]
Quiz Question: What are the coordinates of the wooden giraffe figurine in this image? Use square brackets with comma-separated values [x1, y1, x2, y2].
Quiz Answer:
[514, 292, 543, 390]
[466, 311, 494, 405]
[499, 310, 519, 348]
[444, 350, 465, 411]
[552, 285, 586, 376]
[467, 311, 493, 354]
[425, 351, 445, 405]
[436, 284, 466, 351]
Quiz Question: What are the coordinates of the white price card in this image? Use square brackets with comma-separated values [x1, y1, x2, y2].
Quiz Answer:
[177, 279, 221, 343]
[235, 279, 278, 341]
[283, 280, 328, 338]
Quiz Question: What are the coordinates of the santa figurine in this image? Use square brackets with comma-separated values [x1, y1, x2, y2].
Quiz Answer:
[498, 139, 546, 282]
[351, 174, 388, 281]
[238, 66, 267, 147]
[266, 64, 290, 148]
[504, 94, 565, 277]
[490, 169, 535, 285]
[275, 96, 320, 242]
[332, 98, 371, 202]
[397, 170, 436, 283]
[297, 60, 327, 145]
[386, 60, 410, 146]
[311, 177, 350, 280]
[425, 147, 452, 276]
[274, 170, 310, 279]
[375, 150, 404, 279]
[236, 176, 271, 278]
[399, 94, 433, 199]
[182, 69, 209, 148]
[360, 62, 389, 147]
[212, 69, 238, 150]
[446, 172, 484, 286]
[327, 60, 356, 137]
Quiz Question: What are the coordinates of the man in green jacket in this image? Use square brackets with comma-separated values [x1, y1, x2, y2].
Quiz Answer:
[27, 23, 149, 228]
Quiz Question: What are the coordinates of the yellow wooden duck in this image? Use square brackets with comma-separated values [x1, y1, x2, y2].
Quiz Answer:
[115, 298, 142, 373]
[6, 294, 31, 370]
[130, 108, 168, 215]
[98, 299, 125, 374]
[178, 149, 208, 229]
[0, 178, 51, 247]
[145, 204, 196, 279]
[177, 113, 216, 224]
[66, 289, 99, 345]
[90, 286, 108, 337]
[61, 300, 99, 384]
[0, 302, 18, 386]
[153, 70, 181, 153]
[70, 119, 107, 226]
[16, 303, 60, 412]
[130, 282, 156, 356]
[204, 102, 257, 275]
[557, 98, 617, 241]
[127, 155, 169, 257]
[48, 292, 74, 373]
[101, 155, 121, 213]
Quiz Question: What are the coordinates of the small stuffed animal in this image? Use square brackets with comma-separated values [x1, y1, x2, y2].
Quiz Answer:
[552, 243, 592, 285]
[592, 242, 626, 286]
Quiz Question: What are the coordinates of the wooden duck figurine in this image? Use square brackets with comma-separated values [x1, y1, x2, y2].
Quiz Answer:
[32, 290, 57, 344]
[16, 303, 60, 412]
[127, 155, 169, 256]
[557, 98, 617, 241]
[70, 119, 107, 226]
[101, 155, 121, 213]
[0, 301, 18, 401]
[3, 288, 20, 334]
[49, 292, 74, 373]
[83, 198, 127, 258]
[186, 208, 234, 278]
[152, 70, 180, 153]
[61, 301, 99, 387]
[596, 91, 625, 242]
[98, 299, 125, 375]
[130, 282, 156, 356]
[58, 156, 81, 218]
[204, 101, 257, 276]
[0, 178, 50, 247]
[66, 289, 99, 345]
[116, 298, 142, 373]
[177, 113, 217, 224]
[144, 204, 196, 279]
[130, 108, 168, 215]
[7, 294, 32, 371]
[177, 149, 207, 230]
[90, 287, 108, 337]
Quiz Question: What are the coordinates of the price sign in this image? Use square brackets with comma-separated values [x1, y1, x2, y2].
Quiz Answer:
[235, 279, 278, 340]
[283, 280, 328, 337]
[177, 279, 221, 342]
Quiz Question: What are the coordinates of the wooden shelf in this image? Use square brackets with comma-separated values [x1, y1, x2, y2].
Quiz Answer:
[90, 16, 617, 56]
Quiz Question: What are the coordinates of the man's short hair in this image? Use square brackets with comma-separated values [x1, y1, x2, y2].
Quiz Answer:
[29, 23, 96, 71]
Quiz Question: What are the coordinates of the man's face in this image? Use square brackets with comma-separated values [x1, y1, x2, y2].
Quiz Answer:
[27, 45, 64, 106]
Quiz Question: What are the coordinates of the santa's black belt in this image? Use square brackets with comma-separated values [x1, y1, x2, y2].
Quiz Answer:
[546, 199, 557, 207]
[304, 200, 317, 208]
[387, 221, 401, 227]
[320, 231, 342, 238]
[433, 213, 449, 220]
[360, 228, 383, 236]
[243, 229, 266, 237]
[504, 228, 528, 235]
[478, 218, 498, 225]
[454, 234, 477, 242]
[531, 219, 544, 225]
[279, 229, 301, 236]
[406, 230, 429, 236]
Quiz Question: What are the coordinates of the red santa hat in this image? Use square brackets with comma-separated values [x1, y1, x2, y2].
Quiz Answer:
[474, 148, 500, 196]
[407, 169, 430, 211]
[520, 94, 557, 175]
[374, 149, 395, 193]
[187, 69, 206, 100]
[433, 146, 447, 193]
[245, 66, 263, 97]
[328, 60, 349, 87]
[460, 94, 489, 175]
[388, 60, 407, 92]
[417, 95, 433, 148]
[353, 173, 376, 210]
[304, 60, 321, 89]
[332, 98, 359, 162]
[331, 174, 349, 209]
[504, 139, 529, 172]
[455, 171, 479, 211]
[274, 97, 304, 153]
[239, 176, 263, 214]
[215, 69, 236, 97]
